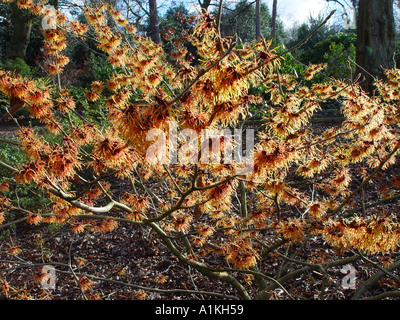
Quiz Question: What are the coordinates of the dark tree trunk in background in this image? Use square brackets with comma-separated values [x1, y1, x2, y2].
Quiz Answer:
[198, 0, 211, 12]
[6, 2, 33, 61]
[48, 0, 58, 9]
[271, 0, 277, 38]
[149, 0, 161, 44]
[356, 0, 395, 94]
[255, 0, 260, 38]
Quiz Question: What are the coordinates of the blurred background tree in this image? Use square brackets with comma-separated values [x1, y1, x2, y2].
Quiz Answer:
[217, 0, 285, 43]
[356, 0, 395, 93]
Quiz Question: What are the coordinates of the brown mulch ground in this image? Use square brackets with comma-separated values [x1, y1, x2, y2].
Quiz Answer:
[0, 125, 18, 140]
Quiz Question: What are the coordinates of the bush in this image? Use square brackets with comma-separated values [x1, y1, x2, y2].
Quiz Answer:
[320, 33, 356, 81]
[1, 2, 400, 301]
[0, 58, 33, 77]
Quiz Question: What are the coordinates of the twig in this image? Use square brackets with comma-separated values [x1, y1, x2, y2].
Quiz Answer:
[256, 254, 361, 300]
[216, 0, 224, 37]
[362, 291, 400, 300]
[0, 259, 239, 300]
[296, 117, 371, 151]
[352, 259, 400, 300]
[163, 164, 183, 195]
[331, 139, 400, 216]
[244, 10, 336, 77]
[68, 234, 88, 300]
[0, 137, 20, 147]
[356, 250, 400, 284]
[343, 193, 400, 218]
[167, 35, 237, 106]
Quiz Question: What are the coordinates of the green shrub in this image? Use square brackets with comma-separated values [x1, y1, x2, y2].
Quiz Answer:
[321, 33, 356, 81]
[0, 58, 33, 78]
[0, 133, 49, 207]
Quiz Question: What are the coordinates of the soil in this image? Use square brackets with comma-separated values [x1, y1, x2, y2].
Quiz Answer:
[0, 124, 18, 140]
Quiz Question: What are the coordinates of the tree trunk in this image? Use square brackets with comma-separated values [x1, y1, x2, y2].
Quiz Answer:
[271, 0, 277, 38]
[198, 0, 211, 13]
[149, 0, 161, 44]
[255, 0, 260, 39]
[356, 0, 395, 94]
[6, 2, 33, 61]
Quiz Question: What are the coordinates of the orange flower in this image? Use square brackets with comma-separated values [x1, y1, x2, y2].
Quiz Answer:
[107, 88, 132, 108]
[223, 239, 259, 269]
[92, 132, 138, 176]
[85, 90, 100, 102]
[47, 63, 62, 75]
[109, 104, 150, 148]
[108, 49, 127, 67]
[172, 211, 193, 232]
[331, 167, 352, 189]
[71, 222, 85, 234]
[16, 0, 33, 9]
[196, 78, 216, 99]
[0, 182, 10, 193]
[0, 279, 10, 297]
[0, 212, 5, 225]
[48, 137, 81, 180]
[54, 55, 70, 68]
[90, 82, 103, 95]
[181, 109, 209, 132]
[101, 218, 119, 232]
[124, 24, 136, 33]
[78, 276, 94, 292]
[69, 19, 89, 35]
[125, 211, 146, 222]
[134, 290, 148, 300]
[253, 141, 294, 175]
[306, 202, 325, 219]
[303, 63, 327, 80]
[29, 88, 49, 104]
[9, 82, 29, 100]
[26, 213, 43, 225]
[50, 201, 82, 221]
[84, 183, 108, 200]
[28, 100, 53, 119]
[15, 161, 45, 184]
[155, 274, 168, 284]
[147, 73, 162, 87]
[122, 193, 151, 212]
[277, 218, 305, 242]
[197, 224, 215, 238]
[8, 246, 22, 255]
[205, 177, 237, 210]
[209, 101, 244, 126]
[322, 220, 346, 248]
[71, 124, 96, 146]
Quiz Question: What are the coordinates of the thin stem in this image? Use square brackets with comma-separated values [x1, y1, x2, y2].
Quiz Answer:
[0, 137, 20, 147]
[331, 139, 400, 216]
[216, 0, 224, 36]
[244, 10, 336, 77]
[167, 35, 237, 106]
[0, 259, 239, 300]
